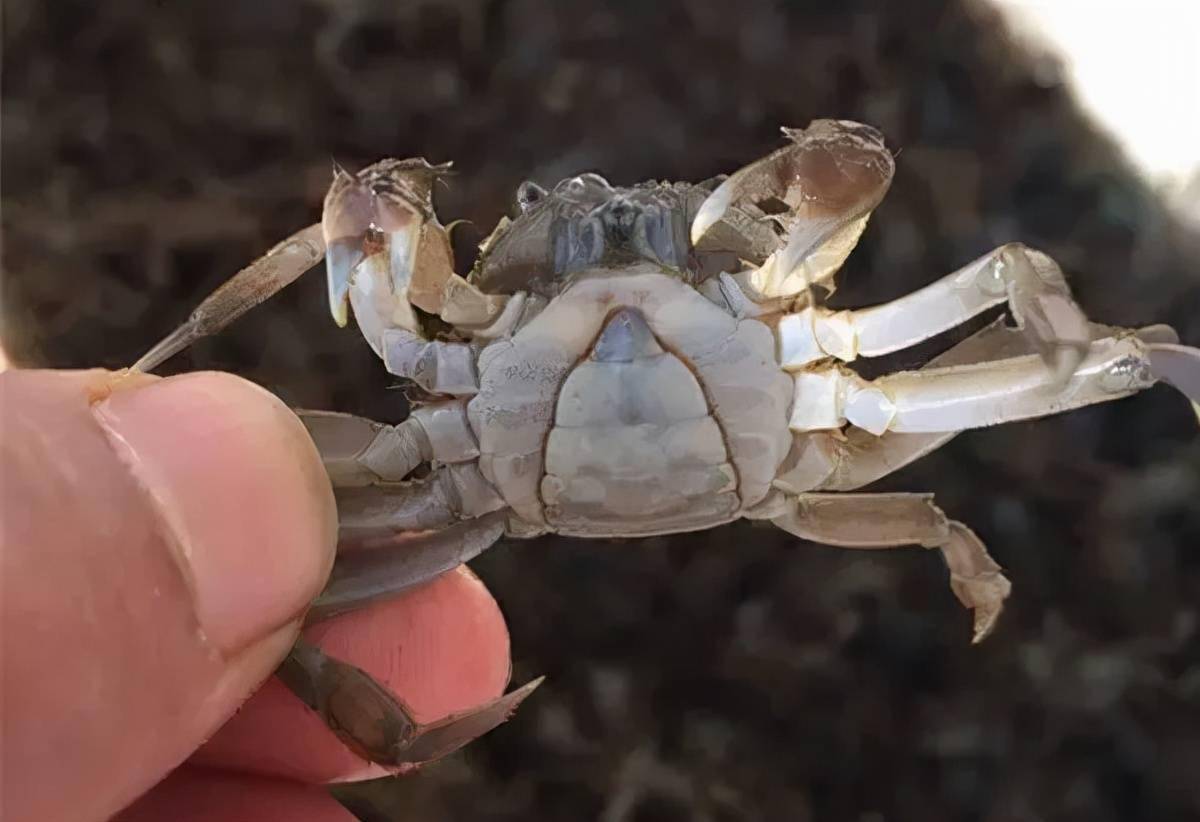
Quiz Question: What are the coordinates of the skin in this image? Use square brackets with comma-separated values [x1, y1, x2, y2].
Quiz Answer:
[0, 369, 513, 821]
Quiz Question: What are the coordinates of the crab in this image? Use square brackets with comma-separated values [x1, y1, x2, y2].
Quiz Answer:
[133, 119, 1200, 769]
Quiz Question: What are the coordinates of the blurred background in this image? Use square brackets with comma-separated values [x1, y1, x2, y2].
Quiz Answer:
[3, 0, 1199, 819]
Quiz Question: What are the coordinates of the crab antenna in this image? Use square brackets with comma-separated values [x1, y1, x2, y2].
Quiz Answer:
[131, 223, 325, 373]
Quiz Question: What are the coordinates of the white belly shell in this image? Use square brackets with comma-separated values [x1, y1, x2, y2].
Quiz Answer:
[467, 269, 794, 537]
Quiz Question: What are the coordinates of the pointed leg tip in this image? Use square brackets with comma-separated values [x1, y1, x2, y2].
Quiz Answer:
[128, 324, 201, 374]
[485, 675, 547, 724]
[494, 674, 547, 723]
[398, 675, 547, 765]
[512, 674, 547, 702]
[950, 570, 1011, 645]
[970, 607, 1002, 644]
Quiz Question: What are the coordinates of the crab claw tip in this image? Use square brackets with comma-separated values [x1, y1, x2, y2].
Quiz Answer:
[690, 182, 733, 245]
[325, 240, 362, 328]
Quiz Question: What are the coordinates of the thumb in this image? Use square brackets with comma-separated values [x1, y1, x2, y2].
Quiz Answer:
[1, 370, 337, 822]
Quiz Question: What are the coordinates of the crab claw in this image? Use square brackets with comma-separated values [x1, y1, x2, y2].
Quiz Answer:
[321, 158, 454, 347]
[690, 120, 895, 298]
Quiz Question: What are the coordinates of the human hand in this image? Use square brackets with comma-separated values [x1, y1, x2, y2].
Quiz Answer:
[1, 369, 512, 821]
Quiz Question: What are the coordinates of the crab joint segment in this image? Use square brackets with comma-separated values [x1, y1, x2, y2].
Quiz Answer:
[787, 369, 895, 435]
[383, 330, 479, 396]
[299, 410, 431, 486]
[299, 401, 481, 487]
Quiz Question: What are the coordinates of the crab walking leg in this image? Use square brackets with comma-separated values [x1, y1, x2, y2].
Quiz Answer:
[131, 223, 325, 372]
[280, 639, 543, 767]
[308, 511, 509, 623]
[788, 330, 1195, 436]
[778, 244, 1092, 380]
[278, 512, 541, 767]
[777, 318, 1026, 492]
[773, 493, 1011, 642]
[335, 462, 506, 541]
[299, 410, 431, 486]
[298, 401, 479, 487]
[777, 318, 1138, 492]
[284, 512, 539, 767]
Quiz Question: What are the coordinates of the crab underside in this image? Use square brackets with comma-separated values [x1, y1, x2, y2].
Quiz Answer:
[134, 120, 1200, 768]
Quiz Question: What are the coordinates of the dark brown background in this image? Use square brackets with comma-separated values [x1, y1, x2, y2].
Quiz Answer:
[4, 1, 1199, 820]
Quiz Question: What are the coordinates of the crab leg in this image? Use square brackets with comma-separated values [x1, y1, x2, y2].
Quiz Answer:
[299, 409, 431, 485]
[309, 510, 508, 623]
[778, 243, 1096, 382]
[778, 318, 1163, 491]
[777, 318, 1026, 492]
[335, 463, 506, 541]
[773, 493, 1011, 642]
[298, 401, 478, 487]
[788, 327, 1197, 436]
[280, 638, 542, 767]
[299, 403, 498, 537]
[131, 224, 325, 372]
[282, 509, 528, 767]
[778, 428, 958, 494]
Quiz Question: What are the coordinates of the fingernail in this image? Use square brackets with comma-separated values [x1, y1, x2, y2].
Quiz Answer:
[93, 372, 337, 654]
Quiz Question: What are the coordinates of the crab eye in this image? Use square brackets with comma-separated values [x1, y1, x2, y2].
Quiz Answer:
[516, 180, 547, 212]
[554, 173, 614, 202]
